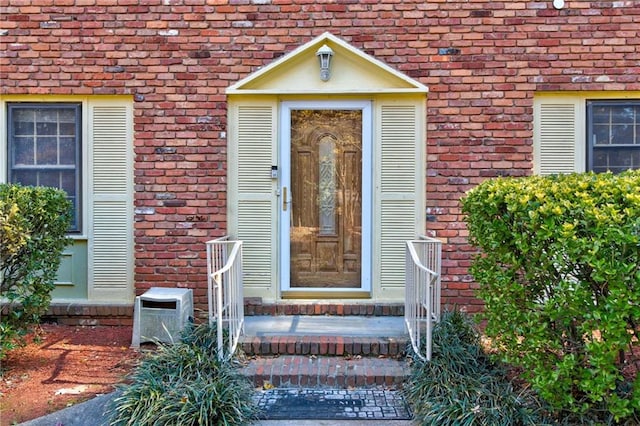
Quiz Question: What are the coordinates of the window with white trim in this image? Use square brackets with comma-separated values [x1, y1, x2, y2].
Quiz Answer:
[587, 101, 640, 173]
[7, 103, 82, 231]
[534, 94, 640, 175]
[3, 97, 134, 302]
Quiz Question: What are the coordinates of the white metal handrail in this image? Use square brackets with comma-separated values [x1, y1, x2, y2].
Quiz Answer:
[405, 235, 442, 362]
[206, 236, 244, 361]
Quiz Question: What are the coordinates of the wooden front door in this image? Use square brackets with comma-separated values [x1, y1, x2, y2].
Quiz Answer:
[280, 101, 372, 294]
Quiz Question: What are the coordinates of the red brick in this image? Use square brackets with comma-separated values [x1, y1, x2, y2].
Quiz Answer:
[2, 1, 639, 316]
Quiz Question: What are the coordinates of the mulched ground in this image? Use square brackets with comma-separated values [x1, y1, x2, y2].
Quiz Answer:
[0, 324, 141, 425]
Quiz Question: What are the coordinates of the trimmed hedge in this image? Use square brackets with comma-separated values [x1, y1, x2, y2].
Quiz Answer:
[462, 171, 640, 423]
[1, 184, 72, 359]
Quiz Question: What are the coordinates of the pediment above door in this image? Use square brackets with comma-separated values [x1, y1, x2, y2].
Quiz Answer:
[226, 32, 428, 95]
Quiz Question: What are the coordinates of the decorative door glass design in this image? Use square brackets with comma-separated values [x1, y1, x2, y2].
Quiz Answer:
[290, 110, 362, 288]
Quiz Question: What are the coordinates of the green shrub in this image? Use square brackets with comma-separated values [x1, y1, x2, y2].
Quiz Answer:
[461, 171, 640, 423]
[109, 323, 256, 426]
[405, 309, 550, 426]
[1, 184, 72, 360]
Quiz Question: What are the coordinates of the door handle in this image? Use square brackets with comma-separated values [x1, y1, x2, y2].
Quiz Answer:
[282, 186, 288, 211]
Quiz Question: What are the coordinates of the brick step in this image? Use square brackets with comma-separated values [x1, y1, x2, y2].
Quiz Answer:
[239, 355, 411, 389]
[244, 299, 404, 316]
[240, 335, 409, 357]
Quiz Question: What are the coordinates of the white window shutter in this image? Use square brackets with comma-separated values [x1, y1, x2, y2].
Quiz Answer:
[378, 104, 421, 293]
[88, 100, 134, 301]
[233, 104, 277, 294]
[534, 99, 580, 175]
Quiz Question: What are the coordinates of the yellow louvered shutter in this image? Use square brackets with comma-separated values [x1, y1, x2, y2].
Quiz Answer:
[534, 98, 581, 174]
[378, 103, 423, 296]
[88, 100, 134, 301]
[231, 103, 277, 297]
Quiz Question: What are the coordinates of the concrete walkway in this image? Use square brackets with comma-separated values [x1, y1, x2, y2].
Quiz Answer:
[19, 391, 416, 425]
[259, 422, 415, 425]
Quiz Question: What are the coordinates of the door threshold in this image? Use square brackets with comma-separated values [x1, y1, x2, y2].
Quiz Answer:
[281, 290, 370, 300]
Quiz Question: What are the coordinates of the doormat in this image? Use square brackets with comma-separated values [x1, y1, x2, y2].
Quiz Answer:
[253, 388, 413, 420]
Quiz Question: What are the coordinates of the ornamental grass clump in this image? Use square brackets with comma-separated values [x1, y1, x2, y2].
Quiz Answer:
[109, 323, 256, 426]
[405, 310, 550, 426]
[462, 170, 640, 424]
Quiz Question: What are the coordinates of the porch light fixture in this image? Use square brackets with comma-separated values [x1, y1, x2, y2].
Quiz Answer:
[316, 44, 334, 82]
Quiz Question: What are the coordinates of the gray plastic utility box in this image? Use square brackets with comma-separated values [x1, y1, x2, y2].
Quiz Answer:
[131, 287, 193, 348]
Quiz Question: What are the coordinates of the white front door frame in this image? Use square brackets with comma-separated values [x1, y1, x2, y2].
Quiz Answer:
[279, 100, 373, 294]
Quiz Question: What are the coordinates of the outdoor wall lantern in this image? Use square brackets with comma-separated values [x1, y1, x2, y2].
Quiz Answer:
[553, 0, 565, 9]
[316, 44, 334, 82]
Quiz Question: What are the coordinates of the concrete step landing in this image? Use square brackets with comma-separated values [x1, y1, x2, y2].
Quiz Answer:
[241, 315, 409, 357]
[244, 315, 407, 336]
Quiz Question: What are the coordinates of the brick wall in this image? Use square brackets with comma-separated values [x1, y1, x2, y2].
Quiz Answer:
[2, 0, 639, 313]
